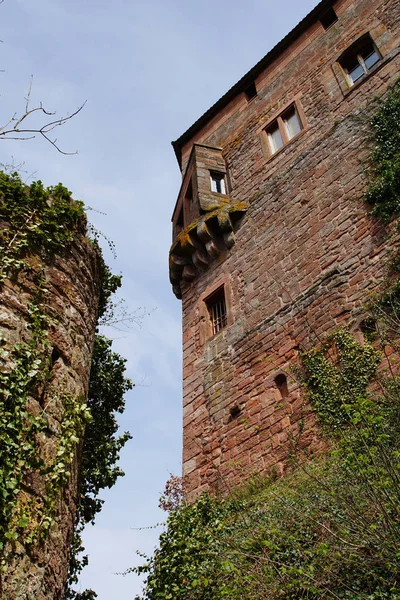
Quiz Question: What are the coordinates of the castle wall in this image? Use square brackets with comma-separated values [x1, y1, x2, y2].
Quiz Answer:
[0, 227, 100, 599]
[178, 0, 400, 498]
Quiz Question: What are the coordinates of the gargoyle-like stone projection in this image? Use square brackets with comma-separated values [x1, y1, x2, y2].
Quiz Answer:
[169, 201, 247, 298]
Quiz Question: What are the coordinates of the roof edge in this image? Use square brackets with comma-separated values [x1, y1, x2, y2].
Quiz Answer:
[172, 0, 334, 168]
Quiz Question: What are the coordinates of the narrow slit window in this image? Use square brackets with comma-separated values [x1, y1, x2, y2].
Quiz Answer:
[184, 180, 193, 226]
[205, 286, 227, 335]
[210, 171, 227, 195]
[275, 373, 289, 399]
[174, 206, 184, 238]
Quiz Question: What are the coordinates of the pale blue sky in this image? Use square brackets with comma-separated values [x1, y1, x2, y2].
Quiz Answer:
[1, 0, 319, 597]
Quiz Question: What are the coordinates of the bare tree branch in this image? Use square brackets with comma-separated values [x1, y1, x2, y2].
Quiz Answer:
[0, 77, 86, 155]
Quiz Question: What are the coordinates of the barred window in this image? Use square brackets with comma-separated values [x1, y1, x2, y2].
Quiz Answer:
[205, 286, 227, 335]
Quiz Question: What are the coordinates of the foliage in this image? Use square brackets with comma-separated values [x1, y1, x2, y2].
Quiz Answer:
[298, 329, 380, 432]
[0, 334, 47, 552]
[0, 172, 86, 281]
[158, 475, 185, 513]
[97, 260, 122, 320]
[64, 335, 133, 598]
[134, 329, 400, 600]
[0, 172, 132, 598]
[0, 173, 93, 567]
[365, 81, 400, 221]
[81, 335, 132, 522]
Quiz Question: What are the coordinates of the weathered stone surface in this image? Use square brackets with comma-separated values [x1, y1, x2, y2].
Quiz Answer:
[172, 0, 400, 499]
[0, 233, 101, 599]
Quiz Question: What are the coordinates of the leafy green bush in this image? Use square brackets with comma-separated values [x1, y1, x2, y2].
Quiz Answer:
[133, 329, 400, 600]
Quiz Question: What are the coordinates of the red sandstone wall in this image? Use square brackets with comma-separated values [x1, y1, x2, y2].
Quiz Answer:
[0, 231, 101, 599]
[178, 0, 400, 498]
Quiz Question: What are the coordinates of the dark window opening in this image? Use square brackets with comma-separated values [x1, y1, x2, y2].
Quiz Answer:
[339, 34, 381, 86]
[184, 180, 193, 226]
[210, 171, 227, 195]
[230, 404, 241, 419]
[205, 286, 227, 335]
[51, 346, 61, 365]
[320, 7, 338, 30]
[174, 206, 184, 238]
[275, 373, 289, 399]
[244, 81, 257, 102]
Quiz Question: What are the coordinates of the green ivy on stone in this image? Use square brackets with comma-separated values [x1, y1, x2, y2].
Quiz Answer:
[299, 330, 380, 433]
[365, 80, 400, 221]
[0, 172, 132, 600]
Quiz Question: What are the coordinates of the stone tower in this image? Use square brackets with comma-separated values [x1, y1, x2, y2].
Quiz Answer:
[169, 0, 400, 499]
[0, 178, 101, 599]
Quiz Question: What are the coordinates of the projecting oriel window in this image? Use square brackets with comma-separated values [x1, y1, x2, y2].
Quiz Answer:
[210, 171, 227, 195]
[265, 103, 304, 156]
[339, 34, 381, 86]
[205, 286, 227, 335]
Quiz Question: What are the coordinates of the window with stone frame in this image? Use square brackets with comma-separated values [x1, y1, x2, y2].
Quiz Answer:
[204, 285, 227, 335]
[339, 34, 381, 87]
[210, 171, 227, 195]
[264, 103, 304, 155]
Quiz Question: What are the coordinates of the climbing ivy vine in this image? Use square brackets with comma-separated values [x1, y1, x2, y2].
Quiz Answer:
[0, 172, 132, 600]
[298, 329, 380, 432]
[365, 80, 400, 221]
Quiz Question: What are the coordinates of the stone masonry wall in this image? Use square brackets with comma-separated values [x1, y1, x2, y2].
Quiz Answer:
[0, 228, 101, 599]
[178, 0, 400, 498]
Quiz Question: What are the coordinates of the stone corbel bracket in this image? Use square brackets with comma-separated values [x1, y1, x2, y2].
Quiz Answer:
[169, 202, 248, 298]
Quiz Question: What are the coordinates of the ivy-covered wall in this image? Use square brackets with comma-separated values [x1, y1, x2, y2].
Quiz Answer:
[0, 174, 102, 600]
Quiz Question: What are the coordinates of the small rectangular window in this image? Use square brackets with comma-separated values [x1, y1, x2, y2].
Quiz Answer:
[320, 7, 338, 30]
[265, 102, 304, 156]
[339, 34, 382, 86]
[244, 81, 257, 102]
[205, 286, 227, 335]
[210, 171, 227, 195]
